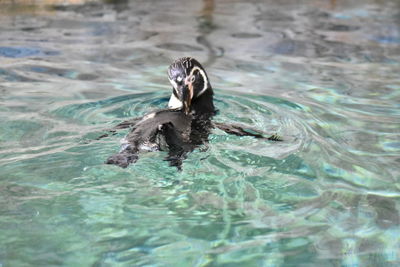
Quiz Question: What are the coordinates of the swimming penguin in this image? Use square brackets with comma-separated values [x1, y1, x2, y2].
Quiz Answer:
[105, 57, 281, 169]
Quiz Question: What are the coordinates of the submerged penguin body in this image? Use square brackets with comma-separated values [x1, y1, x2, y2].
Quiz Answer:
[105, 57, 281, 169]
[124, 110, 192, 152]
[106, 108, 212, 168]
[106, 57, 215, 169]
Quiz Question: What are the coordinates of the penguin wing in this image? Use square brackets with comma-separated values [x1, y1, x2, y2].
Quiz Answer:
[213, 122, 283, 141]
[114, 117, 143, 129]
[95, 116, 143, 140]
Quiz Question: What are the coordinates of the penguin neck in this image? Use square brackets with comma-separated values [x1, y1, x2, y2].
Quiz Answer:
[168, 88, 215, 118]
[190, 88, 215, 118]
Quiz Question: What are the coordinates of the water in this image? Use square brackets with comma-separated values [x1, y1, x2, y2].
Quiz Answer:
[0, 0, 399, 266]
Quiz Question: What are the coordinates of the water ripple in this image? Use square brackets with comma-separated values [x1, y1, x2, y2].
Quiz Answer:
[1, 0, 400, 266]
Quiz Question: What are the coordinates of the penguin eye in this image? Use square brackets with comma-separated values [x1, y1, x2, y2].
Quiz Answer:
[190, 75, 195, 82]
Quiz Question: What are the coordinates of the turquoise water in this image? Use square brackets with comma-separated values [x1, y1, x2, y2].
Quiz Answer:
[1, 0, 400, 266]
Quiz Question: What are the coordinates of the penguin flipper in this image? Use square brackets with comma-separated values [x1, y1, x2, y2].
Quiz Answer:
[114, 117, 143, 129]
[165, 153, 185, 171]
[105, 147, 139, 168]
[96, 117, 143, 140]
[213, 122, 283, 141]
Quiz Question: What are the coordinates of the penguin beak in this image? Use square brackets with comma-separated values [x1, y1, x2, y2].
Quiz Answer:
[181, 85, 191, 115]
[180, 76, 194, 115]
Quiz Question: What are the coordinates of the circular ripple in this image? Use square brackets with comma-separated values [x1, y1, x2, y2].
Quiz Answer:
[46, 90, 314, 216]
[50, 90, 308, 158]
[213, 91, 308, 159]
[50, 91, 169, 126]
[49, 89, 310, 176]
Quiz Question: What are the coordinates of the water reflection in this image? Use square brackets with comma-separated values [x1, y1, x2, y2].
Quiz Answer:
[197, 0, 223, 67]
[0, 0, 399, 266]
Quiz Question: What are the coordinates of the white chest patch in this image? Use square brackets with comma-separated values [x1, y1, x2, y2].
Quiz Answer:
[168, 94, 183, 109]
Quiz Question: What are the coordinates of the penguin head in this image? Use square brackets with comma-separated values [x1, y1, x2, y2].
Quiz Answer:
[167, 57, 212, 115]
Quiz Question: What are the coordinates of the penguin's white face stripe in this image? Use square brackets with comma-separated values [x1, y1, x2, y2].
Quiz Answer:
[189, 66, 208, 98]
[169, 77, 177, 89]
[168, 77, 179, 96]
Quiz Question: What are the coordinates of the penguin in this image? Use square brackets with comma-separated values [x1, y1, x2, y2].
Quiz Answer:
[105, 57, 281, 169]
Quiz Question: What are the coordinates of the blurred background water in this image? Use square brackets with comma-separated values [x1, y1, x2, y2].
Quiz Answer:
[0, 0, 399, 266]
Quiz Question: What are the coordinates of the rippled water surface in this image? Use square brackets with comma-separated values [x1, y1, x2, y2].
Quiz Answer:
[1, 0, 400, 266]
